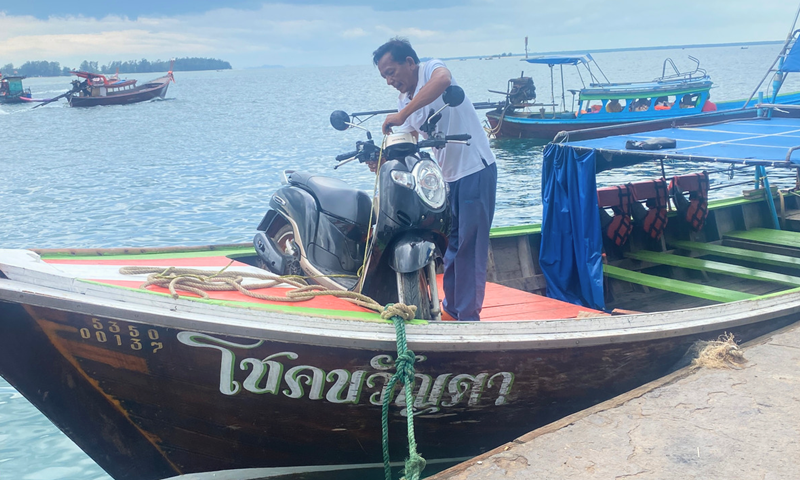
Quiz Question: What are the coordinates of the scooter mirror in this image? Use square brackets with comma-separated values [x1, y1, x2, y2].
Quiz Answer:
[442, 86, 465, 108]
[330, 110, 351, 131]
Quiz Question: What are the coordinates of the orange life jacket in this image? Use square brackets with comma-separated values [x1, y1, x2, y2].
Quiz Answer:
[598, 185, 633, 247]
[670, 172, 709, 232]
[630, 179, 669, 240]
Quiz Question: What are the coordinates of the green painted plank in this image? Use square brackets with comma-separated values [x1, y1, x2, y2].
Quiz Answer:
[40, 246, 257, 261]
[672, 241, 800, 270]
[724, 228, 800, 249]
[603, 264, 754, 303]
[490, 224, 541, 239]
[626, 250, 800, 287]
[485, 197, 756, 241]
[706, 196, 762, 210]
[753, 285, 800, 300]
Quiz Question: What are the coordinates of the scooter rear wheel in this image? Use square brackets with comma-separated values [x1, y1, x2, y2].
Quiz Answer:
[270, 223, 303, 276]
[272, 224, 296, 255]
[399, 270, 432, 320]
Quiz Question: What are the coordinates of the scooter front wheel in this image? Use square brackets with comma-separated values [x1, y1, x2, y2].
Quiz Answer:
[398, 270, 433, 320]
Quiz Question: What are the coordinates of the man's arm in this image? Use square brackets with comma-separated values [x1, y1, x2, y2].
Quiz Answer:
[382, 66, 452, 134]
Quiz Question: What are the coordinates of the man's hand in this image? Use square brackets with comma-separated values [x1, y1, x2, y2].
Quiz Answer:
[366, 160, 378, 173]
[382, 111, 407, 135]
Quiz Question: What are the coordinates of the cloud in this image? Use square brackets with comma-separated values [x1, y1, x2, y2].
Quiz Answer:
[342, 28, 368, 39]
[0, 1, 795, 69]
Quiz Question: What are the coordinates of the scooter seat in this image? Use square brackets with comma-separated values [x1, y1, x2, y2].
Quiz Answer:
[288, 172, 373, 226]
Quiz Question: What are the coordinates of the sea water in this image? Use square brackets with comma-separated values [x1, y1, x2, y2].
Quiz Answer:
[1, 44, 798, 479]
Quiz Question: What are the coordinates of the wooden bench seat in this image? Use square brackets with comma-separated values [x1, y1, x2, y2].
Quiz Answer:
[723, 228, 800, 250]
[671, 241, 800, 271]
[625, 250, 800, 287]
[603, 264, 755, 303]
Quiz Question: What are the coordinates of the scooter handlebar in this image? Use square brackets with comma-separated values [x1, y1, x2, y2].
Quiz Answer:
[335, 150, 359, 162]
[444, 134, 472, 141]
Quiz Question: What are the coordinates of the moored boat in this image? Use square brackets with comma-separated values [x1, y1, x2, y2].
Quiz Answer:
[2, 110, 800, 479]
[485, 52, 800, 142]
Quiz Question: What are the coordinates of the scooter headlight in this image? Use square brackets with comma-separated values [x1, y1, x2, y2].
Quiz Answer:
[412, 160, 446, 209]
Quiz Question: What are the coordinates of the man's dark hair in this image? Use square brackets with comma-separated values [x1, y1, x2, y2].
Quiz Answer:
[372, 37, 420, 66]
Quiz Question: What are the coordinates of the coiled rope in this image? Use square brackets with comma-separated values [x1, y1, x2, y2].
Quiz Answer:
[119, 264, 382, 311]
[120, 264, 427, 479]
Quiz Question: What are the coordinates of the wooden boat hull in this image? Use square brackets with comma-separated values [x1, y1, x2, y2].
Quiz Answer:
[0, 94, 32, 104]
[2, 235, 800, 478]
[68, 77, 170, 107]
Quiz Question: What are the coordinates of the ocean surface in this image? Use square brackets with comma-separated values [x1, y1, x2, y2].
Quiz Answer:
[1, 43, 799, 479]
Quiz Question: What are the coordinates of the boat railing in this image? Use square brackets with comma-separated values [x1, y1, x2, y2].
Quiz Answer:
[655, 56, 708, 83]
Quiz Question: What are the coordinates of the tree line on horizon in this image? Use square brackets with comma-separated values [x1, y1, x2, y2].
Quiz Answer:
[0, 57, 232, 77]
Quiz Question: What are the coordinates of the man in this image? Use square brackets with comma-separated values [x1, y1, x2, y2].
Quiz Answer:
[372, 38, 497, 322]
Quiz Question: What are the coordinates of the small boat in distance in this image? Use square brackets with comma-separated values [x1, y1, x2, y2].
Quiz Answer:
[0, 75, 32, 104]
[66, 69, 174, 107]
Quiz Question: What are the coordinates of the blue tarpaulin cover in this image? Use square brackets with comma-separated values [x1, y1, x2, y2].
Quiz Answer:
[566, 118, 800, 165]
[539, 144, 605, 310]
[781, 38, 800, 73]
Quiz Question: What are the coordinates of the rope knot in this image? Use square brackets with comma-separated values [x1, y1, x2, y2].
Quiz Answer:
[394, 350, 416, 384]
[381, 303, 417, 322]
[400, 453, 427, 480]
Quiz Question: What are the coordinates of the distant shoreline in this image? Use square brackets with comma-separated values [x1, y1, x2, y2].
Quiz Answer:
[442, 40, 783, 61]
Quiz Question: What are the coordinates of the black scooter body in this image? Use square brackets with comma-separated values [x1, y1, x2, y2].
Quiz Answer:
[254, 153, 449, 305]
[255, 84, 467, 316]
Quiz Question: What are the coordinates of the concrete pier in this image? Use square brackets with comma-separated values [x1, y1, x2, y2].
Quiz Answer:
[428, 322, 800, 480]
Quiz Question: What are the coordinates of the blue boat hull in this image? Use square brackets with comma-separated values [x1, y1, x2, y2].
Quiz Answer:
[487, 91, 800, 142]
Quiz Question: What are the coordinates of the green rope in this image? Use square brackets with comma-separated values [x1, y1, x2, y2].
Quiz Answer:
[380, 304, 426, 480]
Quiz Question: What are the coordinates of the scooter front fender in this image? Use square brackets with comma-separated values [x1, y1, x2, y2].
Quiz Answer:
[388, 233, 436, 274]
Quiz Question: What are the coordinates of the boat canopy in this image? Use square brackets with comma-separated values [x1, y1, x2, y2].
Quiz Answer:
[523, 55, 591, 66]
[1, 76, 26, 95]
[579, 78, 713, 100]
[562, 117, 800, 165]
[782, 37, 800, 73]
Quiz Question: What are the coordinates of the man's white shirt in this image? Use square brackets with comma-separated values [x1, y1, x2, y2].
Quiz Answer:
[395, 59, 496, 183]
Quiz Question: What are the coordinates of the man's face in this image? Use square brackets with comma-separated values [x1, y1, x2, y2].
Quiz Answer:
[377, 53, 416, 94]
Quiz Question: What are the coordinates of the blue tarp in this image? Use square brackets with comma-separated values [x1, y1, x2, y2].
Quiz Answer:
[782, 38, 800, 73]
[524, 55, 590, 66]
[539, 144, 605, 310]
[567, 118, 800, 165]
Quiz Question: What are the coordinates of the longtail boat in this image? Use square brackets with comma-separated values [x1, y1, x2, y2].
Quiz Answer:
[0, 75, 32, 104]
[486, 14, 800, 142]
[66, 70, 174, 107]
[2, 106, 800, 479]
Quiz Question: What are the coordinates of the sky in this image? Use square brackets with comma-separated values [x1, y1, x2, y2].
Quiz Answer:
[0, 1, 797, 69]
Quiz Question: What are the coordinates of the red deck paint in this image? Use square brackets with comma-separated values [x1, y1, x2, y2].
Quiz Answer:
[44, 256, 601, 321]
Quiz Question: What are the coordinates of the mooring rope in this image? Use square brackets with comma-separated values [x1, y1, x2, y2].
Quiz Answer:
[380, 303, 426, 480]
[483, 106, 507, 139]
[120, 264, 427, 480]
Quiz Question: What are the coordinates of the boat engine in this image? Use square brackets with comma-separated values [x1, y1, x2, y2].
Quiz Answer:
[506, 74, 536, 108]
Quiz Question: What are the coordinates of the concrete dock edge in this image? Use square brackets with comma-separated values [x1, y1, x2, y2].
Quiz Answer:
[428, 321, 800, 479]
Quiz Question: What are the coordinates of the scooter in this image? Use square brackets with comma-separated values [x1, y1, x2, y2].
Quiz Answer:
[253, 86, 470, 320]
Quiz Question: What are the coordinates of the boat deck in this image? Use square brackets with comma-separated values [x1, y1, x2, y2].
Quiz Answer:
[38, 247, 601, 322]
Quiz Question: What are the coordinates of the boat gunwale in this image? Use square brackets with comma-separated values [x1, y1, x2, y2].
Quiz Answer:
[1, 252, 799, 352]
